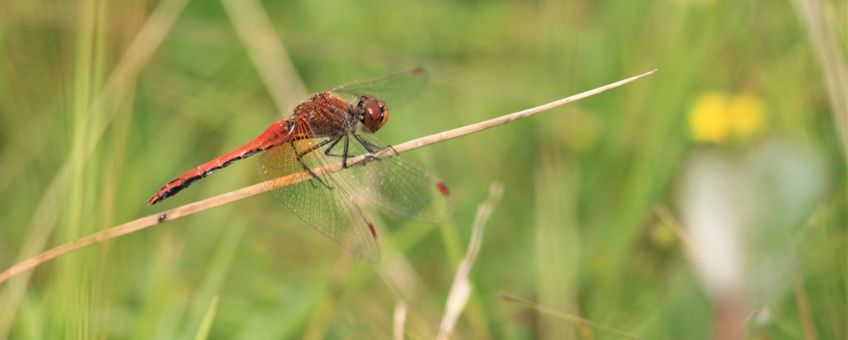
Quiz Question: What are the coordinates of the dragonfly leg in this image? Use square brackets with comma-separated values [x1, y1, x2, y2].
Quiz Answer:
[292, 139, 335, 189]
[348, 133, 397, 167]
[324, 134, 346, 157]
[324, 133, 395, 168]
[341, 134, 351, 168]
[353, 133, 380, 153]
[323, 134, 354, 168]
[381, 145, 400, 156]
[296, 136, 338, 158]
[323, 135, 343, 157]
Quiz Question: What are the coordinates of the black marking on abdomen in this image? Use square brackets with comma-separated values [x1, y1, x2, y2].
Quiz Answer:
[158, 148, 262, 200]
[221, 154, 247, 168]
[182, 174, 203, 187]
[160, 174, 202, 199]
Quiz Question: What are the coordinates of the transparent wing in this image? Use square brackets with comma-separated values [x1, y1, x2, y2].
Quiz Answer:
[330, 67, 428, 108]
[256, 124, 380, 263]
[256, 110, 450, 262]
[333, 128, 452, 223]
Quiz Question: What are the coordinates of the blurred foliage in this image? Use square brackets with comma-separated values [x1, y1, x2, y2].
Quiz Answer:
[0, 0, 845, 339]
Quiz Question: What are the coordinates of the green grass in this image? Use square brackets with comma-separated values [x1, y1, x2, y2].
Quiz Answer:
[0, 0, 845, 339]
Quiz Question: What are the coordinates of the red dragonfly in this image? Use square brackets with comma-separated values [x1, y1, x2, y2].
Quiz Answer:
[147, 68, 450, 262]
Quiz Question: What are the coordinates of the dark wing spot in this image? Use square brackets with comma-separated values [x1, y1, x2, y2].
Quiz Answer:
[367, 223, 378, 239]
[157, 213, 167, 223]
[436, 182, 450, 197]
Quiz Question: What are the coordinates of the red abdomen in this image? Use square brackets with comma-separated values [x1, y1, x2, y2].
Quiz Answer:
[147, 120, 294, 205]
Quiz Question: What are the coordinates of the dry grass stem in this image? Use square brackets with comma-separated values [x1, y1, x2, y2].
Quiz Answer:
[0, 0, 189, 337]
[437, 182, 503, 340]
[654, 205, 695, 253]
[0, 69, 655, 284]
[791, 0, 848, 152]
[789, 247, 818, 340]
[393, 301, 408, 340]
[221, 0, 307, 109]
[500, 294, 640, 339]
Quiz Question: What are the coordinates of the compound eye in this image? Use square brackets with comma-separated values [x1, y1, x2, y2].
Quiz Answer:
[377, 100, 389, 125]
[360, 96, 387, 132]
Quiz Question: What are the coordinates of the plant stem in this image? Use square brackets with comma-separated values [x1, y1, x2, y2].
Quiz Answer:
[0, 69, 656, 284]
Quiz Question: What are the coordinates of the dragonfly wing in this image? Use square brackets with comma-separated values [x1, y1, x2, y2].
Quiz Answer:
[257, 128, 380, 263]
[336, 131, 452, 223]
[330, 68, 428, 108]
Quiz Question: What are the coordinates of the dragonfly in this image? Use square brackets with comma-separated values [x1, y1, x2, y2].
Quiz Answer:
[147, 68, 450, 263]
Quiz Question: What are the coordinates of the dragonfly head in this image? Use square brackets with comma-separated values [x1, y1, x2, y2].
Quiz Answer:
[358, 95, 389, 133]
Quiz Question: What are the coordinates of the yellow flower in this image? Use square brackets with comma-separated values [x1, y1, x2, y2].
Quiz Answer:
[689, 92, 732, 143]
[727, 94, 765, 138]
[688, 91, 766, 144]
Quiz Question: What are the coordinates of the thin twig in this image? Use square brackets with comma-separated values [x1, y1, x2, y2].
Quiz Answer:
[0, 69, 656, 284]
[437, 182, 503, 340]
[500, 293, 640, 339]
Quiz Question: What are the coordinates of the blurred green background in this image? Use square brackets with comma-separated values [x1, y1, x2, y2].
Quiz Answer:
[0, 0, 845, 339]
